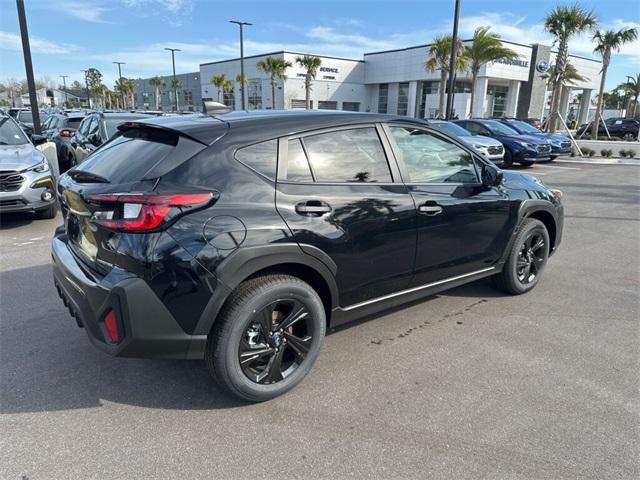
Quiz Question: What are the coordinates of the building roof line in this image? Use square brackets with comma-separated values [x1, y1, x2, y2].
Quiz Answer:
[200, 50, 363, 67]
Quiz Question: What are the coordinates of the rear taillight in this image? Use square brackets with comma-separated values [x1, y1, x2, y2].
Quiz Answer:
[86, 192, 216, 232]
[59, 128, 75, 137]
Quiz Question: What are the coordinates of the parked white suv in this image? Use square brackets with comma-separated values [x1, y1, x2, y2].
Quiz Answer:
[430, 120, 505, 163]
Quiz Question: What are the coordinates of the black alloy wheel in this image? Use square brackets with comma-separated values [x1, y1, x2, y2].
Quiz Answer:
[239, 299, 314, 385]
[516, 232, 546, 284]
[491, 218, 550, 295]
[206, 274, 325, 402]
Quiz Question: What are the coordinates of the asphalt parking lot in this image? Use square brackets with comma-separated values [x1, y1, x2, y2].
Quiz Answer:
[1, 161, 638, 480]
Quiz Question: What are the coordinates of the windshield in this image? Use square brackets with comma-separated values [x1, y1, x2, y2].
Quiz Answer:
[0, 117, 29, 145]
[508, 120, 540, 134]
[432, 122, 471, 137]
[18, 111, 34, 124]
[483, 120, 520, 135]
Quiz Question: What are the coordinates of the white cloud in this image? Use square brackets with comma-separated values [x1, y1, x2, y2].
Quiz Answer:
[57, 1, 114, 23]
[0, 31, 78, 54]
[120, 0, 194, 26]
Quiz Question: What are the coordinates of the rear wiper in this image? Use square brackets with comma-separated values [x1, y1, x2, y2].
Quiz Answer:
[67, 170, 110, 183]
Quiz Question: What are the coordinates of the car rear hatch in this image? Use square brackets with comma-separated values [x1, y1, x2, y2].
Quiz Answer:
[57, 120, 224, 275]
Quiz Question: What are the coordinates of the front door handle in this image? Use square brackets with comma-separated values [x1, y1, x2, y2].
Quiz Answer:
[418, 203, 443, 216]
[295, 201, 332, 216]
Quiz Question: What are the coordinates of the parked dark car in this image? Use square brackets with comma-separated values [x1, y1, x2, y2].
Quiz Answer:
[576, 118, 639, 141]
[494, 118, 572, 159]
[41, 112, 86, 173]
[0, 113, 57, 218]
[454, 119, 553, 167]
[519, 118, 542, 129]
[8, 108, 40, 137]
[70, 112, 153, 164]
[52, 111, 564, 401]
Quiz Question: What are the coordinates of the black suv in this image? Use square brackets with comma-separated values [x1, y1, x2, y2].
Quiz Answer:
[576, 118, 639, 141]
[52, 111, 564, 401]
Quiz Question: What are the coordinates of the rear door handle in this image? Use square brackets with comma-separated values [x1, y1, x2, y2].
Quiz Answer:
[418, 203, 443, 216]
[295, 201, 331, 215]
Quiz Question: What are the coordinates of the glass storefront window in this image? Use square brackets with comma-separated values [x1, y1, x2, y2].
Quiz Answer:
[397, 82, 409, 116]
[488, 85, 509, 117]
[378, 84, 388, 114]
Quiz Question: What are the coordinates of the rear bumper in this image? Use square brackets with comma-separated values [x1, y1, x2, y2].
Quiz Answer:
[51, 233, 205, 359]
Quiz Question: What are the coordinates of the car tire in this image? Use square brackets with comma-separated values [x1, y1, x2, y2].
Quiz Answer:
[518, 159, 534, 167]
[492, 218, 550, 295]
[36, 203, 58, 219]
[502, 148, 514, 168]
[205, 274, 326, 402]
[549, 155, 558, 161]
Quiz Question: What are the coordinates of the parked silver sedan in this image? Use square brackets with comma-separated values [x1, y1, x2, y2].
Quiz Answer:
[429, 120, 505, 164]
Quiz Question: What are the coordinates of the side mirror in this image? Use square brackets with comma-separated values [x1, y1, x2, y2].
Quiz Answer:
[31, 134, 47, 146]
[481, 163, 503, 188]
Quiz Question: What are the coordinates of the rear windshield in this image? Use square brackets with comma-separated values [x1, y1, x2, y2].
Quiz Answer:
[18, 111, 33, 124]
[72, 128, 204, 184]
[67, 118, 83, 128]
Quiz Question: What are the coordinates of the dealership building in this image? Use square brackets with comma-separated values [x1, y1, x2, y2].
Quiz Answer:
[200, 39, 601, 123]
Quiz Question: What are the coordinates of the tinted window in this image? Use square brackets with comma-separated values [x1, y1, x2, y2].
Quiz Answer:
[18, 111, 33, 124]
[285, 139, 313, 182]
[78, 117, 91, 136]
[87, 117, 100, 136]
[460, 122, 487, 135]
[302, 128, 391, 183]
[235, 139, 277, 179]
[67, 118, 83, 128]
[73, 129, 201, 184]
[389, 126, 479, 184]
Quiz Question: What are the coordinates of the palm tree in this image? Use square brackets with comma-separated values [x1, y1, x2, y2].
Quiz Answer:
[464, 27, 519, 118]
[621, 74, 640, 118]
[115, 78, 129, 109]
[170, 79, 182, 110]
[211, 74, 227, 103]
[295, 55, 322, 109]
[222, 79, 234, 108]
[256, 56, 293, 109]
[590, 27, 638, 138]
[149, 76, 165, 110]
[544, 3, 597, 132]
[426, 35, 467, 118]
[544, 62, 587, 88]
[125, 78, 136, 109]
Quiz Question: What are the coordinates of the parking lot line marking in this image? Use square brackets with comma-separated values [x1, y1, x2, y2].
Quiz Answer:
[534, 165, 581, 170]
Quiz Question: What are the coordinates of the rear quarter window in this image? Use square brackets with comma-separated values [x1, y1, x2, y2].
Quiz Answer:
[234, 139, 277, 180]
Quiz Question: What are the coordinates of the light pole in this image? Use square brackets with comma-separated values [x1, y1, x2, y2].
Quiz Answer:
[60, 75, 68, 108]
[81, 69, 90, 108]
[445, 0, 461, 120]
[165, 47, 181, 111]
[230, 20, 252, 110]
[113, 61, 125, 109]
[16, 0, 41, 134]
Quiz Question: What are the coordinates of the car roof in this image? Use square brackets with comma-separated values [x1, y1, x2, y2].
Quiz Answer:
[130, 110, 427, 145]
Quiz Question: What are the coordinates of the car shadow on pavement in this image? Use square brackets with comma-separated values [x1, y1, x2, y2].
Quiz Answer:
[0, 264, 246, 414]
[0, 212, 36, 230]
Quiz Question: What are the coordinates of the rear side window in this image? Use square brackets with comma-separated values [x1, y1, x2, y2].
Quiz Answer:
[72, 128, 204, 184]
[285, 139, 313, 182]
[302, 127, 391, 183]
[235, 139, 277, 180]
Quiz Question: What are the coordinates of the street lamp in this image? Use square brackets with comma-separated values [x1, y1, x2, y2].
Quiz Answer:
[445, 0, 461, 120]
[165, 47, 181, 111]
[60, 75, 68, 108]
[113, 61, 125, 110]
[16, 0, 41, 134]
[81, 69, 90, 108]
[230, 20, 252, 110]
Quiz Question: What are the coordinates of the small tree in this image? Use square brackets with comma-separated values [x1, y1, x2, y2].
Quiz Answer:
[591, 27, 638, 138]
[256, 56, 293, 109]
[426, 35, 467, 119]
[544, 3, 597, 132]
[622, 74, 640, 118]
[149, 76, 165, 110]
[211, 74, 227, 103]
[170, 79, 182, 110]
[295, 55, 322, 109]
[464, 27, 519, 118]
[223, 80, 234, 108]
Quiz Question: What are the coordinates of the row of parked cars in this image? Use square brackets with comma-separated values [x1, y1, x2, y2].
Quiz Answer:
[0, 108, 155, 219]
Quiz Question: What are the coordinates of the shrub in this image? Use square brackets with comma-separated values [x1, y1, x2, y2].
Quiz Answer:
[620, 150, 628, 158]
[600, 149, 608, 157]
[628, 150, 636, 158]
[588, 149, 595, 157]
[570, 149, 576, 157]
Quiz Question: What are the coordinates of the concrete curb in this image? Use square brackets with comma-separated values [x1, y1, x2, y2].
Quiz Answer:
[554, 157, 640, 166]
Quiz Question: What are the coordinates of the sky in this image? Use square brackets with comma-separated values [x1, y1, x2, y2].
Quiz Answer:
[1, 0, 638, 91]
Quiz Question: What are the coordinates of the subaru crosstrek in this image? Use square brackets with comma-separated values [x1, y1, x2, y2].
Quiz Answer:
[494, 118, 572, 159]
[454, 119, 553, 167]
[52, 111, 564, 401]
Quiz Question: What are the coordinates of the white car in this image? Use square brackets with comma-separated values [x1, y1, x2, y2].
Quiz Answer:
[430, 120, 505, 163]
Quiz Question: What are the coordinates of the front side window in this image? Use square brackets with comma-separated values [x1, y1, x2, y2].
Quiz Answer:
[389, 126, 479, 184]
[302, 127, 391, 183]
[235, 139, 277, 180]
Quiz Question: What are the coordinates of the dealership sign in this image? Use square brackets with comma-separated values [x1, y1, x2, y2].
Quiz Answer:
[536, 61, 550, 73]
[494, 58, 530, 68]
[320, 66, 339, 74]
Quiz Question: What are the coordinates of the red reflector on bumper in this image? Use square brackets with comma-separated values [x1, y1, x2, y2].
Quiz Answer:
[104, 309, 120, 343]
